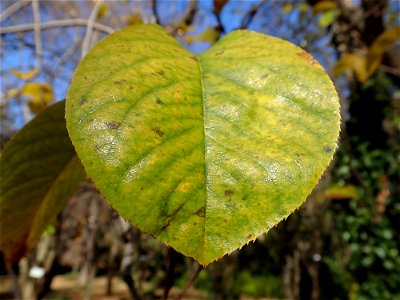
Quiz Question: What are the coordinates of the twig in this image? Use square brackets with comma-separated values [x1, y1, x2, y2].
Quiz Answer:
[81, 0, 105, 57]
[32, 0, 42, 71]
[0, 0, 31, 23]
[240, 0, 268, 29]
[150, 0, 160, 24]
[0, 19, 114, 35]
[380, 64, 400, 77]
[174, 264, 202, 300]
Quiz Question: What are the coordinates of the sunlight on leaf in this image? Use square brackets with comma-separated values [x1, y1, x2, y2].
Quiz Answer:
[66, 25, 340, 265]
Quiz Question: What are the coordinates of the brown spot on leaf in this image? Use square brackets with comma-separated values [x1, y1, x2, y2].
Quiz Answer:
[157, 70, 165, 76]
[260, 73, 269, 79]
[194, 206, 205, 218]
[247, 234, 253, 240]
[216, 50, 225, 55]
[324, 146, 333, 153]
[242, 194, 248, 201]
[190, 56, 198, 62]
[79, 96, 87, 105]
[156, 97, 164, 105]
[152, 126, 164, 137]
[113, 80, 127, 84]
[105, 121, 120, 129]
[224, 190, 234, 197]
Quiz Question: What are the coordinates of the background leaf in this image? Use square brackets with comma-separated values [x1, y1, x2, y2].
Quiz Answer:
[66, 25, 340, 265]
[21, 82, 55, 115]
[0, 100, 85, 262]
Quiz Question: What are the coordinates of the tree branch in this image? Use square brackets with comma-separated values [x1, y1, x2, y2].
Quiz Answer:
[0, 0, 31, 23]
[240, 0, 267, 29]
[81, 0, 105, 57]
[0, 19, 114, 35]
[32, 0, 42, 71]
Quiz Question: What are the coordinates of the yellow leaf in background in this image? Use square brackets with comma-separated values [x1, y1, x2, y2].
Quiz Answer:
[10, 68, 38, 80]
[126, 13, 143, 25]
[318, 9, 339, 27]
[21, 83, 54, 115]
[297, 3, 310, 13]
[97, 3, 108, 18]
[313, 0, 336, 13]
[185, 27, 220, 45]
[323, 184, 359, 200]
[333, 53, 368, 82]
[282, 3, 293, 13]
[334, 26, 400, 82]
[366, 26, 400, 75]
[6, 88, 20, 98]
[92, 0, 108, 18]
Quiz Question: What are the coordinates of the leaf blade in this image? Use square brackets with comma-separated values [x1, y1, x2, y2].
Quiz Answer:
[0, 101, 85, 262]
[66, 25, 340, 265]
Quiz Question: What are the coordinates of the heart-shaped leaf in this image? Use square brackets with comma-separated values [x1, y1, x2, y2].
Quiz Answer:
[66, 25, 340, 265]
[0, 101, 85, 262]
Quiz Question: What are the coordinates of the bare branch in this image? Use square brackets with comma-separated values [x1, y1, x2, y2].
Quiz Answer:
[174, 264, 202, 300]
[0, 0, 31, 23]
[150, 0, 160, 24]
[240, 0, 268, 29]
[32, 0, 42, 71]
[81, 0, 105, 57]
[0, 19, 114, 35]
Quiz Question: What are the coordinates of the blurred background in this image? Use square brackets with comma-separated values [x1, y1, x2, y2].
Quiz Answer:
[0, 0, 399, 299]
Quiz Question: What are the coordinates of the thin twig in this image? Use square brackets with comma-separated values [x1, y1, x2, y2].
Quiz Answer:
[380, 64, 400, 77]
[81, 0, 105, 57]
[150, 0, 160, 24]
[32, 0, 42, 71]
[240, 0, 268, 29]
[0, 19, 114, 35]
[174, 264, 202, 300]
[0, 0, 31, 23]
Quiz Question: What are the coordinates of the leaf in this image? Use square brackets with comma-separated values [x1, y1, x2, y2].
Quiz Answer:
[333, 26, 400, 82]
[333, 53, 368, 82]
[313, 0, 336, 13]
[323, 184, 359, 200]
[282, 3, 293, 13]
[185, 27, 220, 45]
[0, 101, 86, 262]
[126, 13, 144, 26]
[366, 26, 400, 76]
[21, 82, 55, 115]
[11, 68, 38, 80]
[66, 25, 340, 265]
[318, 9, 338, 27]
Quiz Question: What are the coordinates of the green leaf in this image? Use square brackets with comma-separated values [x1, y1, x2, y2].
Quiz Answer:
[0, 101, 85, 262]
[66, 25, 340, 265]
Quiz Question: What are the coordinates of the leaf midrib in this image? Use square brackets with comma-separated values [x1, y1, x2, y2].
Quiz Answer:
[197, 55, 209, 264]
